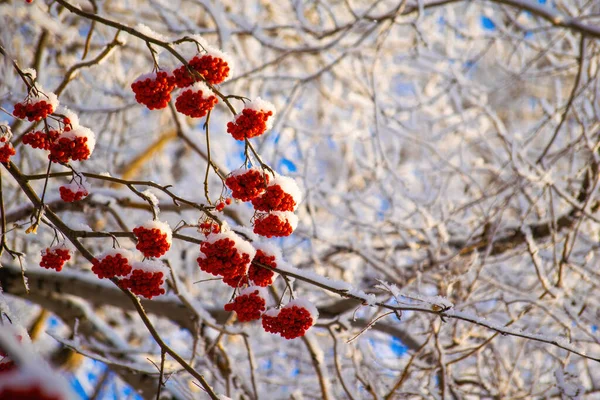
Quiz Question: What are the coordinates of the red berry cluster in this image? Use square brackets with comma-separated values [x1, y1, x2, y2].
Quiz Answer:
[172, 54, 230, 87]
[197, 233, 254, 288]
[224, 289, 266, 322]
[252, 184, 296, 212]
[261, 304, 316, 340]
[13, 100, 54, 122]
[248, 250, 277, 287]
[131, 71, 175, 110]
[59, 185, 88, 202]
[225, 169, 270, 201]
[92, 251, 133, 279]
[227, 108, 273, 141]
[214, 198, 231, 211]
[39, 246, 71, 271]
[0, 385, 63, 400]
[199, 220, 221, 236]
[22, 130, 60, 150]
[175, 86, 218, 118]
[0, 140, 15, 164]
[253, 212, 295, 238]
[133, 224, 171, 258]
[119, 268, 165, 299]
[48, 136, 91, 163]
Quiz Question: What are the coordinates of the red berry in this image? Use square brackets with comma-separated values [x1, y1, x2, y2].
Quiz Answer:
[224, 288, 266, 322]
[215, 202, 225, 211]
[249, 248, 278, 287]
[225, 168, 270, 201]
[253, 212, 298, 238]
[12, 92, 58, 122]
[131, 71, 175, 110]
[119, 261, 167, 299]
[48, 127, 95, 164]
[174, 82, 217, 118]
[225, 198, 232, 205]
[39, 246, 71, 272]
[226, 98, 275, 141]
[172, 52, 231, 87]
[261, 299, 318, 339]
[196, 231, 255, 288]
[0, 142, 15, 164]
[23, 130, 60, 150]
[59, 182, 89, 202]
[92, 249, 133, 279]
[133, 220, 172, 258]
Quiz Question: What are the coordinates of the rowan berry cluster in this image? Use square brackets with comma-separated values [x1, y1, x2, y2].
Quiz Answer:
[175, 82, 218, 118]
[39, 246, 71, 272]
[225, 168, 270, 201]
[0, 138, 15, 164]
[248, 249, 278, 287]
[119, 262, 167, 299]
[0, 385, 63, 400]
[172, 47, 232, 87]
[58, 179, 90, 202]
[197, 231, 255, 288]
[20, 109, 95, 165]
[223, 288, 267, 322]
[92, 249, 134, 279]
[226, 98, 276, 141]
[130, 71, 175, 110]
[133, 220, 172, 258]
[253, 211, 298, 238]
[261, 300, 318, 340]
[12, 91, 58, 122]
[22, 130, 60, 150]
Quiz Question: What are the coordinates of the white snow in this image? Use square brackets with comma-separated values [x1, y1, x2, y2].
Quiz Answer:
[31, 87, 59, 111]
[62, 176, 90, 195]
[0, 121, 13, 141]
[240, 285, 268, 299]
[135, 23, 168, 42]
[131, 260, 169, 275]
[58, 106, 80, 129]
[189, 80, 213, 96]
[22, 68, 37, 80]
[97, 248, 134, 261]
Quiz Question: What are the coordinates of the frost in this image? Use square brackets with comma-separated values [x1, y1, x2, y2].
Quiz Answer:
[141, 189, 160, 214]
[135, 23, 168, 42]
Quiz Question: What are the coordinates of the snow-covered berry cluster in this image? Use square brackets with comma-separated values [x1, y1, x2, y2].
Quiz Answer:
[253, 211, 298, 238]
[172, 43, 233, 87]
[225, 168, 270, 201]
[119, 261, 167, 299]
[12, 91, 59, 122]
[261, 299, 319, 340]
[39, 245, 71, 272]
[248, 245, 279, 287]
[197, 231, 255, 288]
[252, 175, 301, 212]
[226, 98, 276, 141]
[58, 178, 90, 202]
[21, 107, 96, 165]
[92, 249, 134, 279]
[133, 220, 172, 258]
[175, 82, 218, 118]
[223, 287, 267, 322]
[130, 71, 175, 110]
